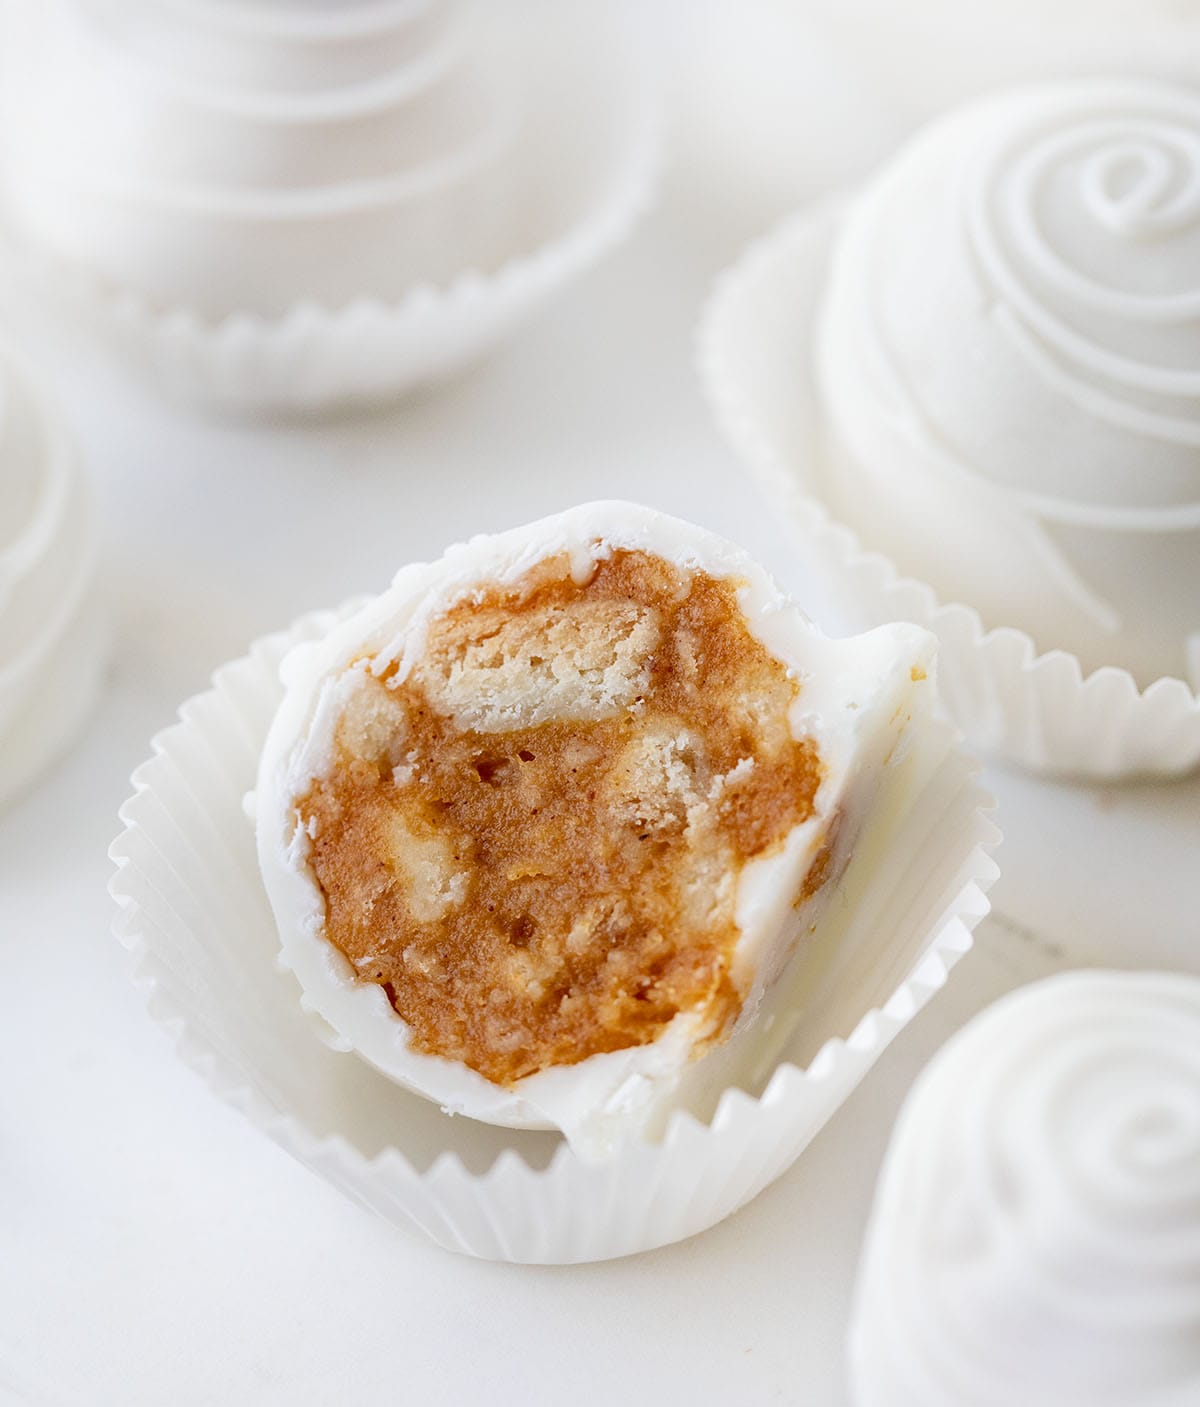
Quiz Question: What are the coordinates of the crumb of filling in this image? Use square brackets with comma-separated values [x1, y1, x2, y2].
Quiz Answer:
[298, 548, 823, 1086]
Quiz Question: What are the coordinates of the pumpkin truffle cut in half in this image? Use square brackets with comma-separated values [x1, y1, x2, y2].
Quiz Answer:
[255, 502, 936, 1155]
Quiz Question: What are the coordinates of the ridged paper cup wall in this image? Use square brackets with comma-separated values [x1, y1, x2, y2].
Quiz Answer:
[110, 603, 998, 1264]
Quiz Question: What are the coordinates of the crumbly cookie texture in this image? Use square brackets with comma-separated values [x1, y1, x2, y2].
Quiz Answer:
[299, 549, 821, 1086]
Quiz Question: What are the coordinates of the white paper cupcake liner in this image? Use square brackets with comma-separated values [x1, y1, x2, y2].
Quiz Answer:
[109, 602, 999, 1264]
[2, 5, 659, 414]
[698, 202, 1200, 781]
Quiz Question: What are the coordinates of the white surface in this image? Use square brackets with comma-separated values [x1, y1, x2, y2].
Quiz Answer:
[2, 7, 1199, 1404]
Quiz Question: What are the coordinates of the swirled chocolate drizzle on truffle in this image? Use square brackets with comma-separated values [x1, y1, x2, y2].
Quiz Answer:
[818, 78, 1200, 687]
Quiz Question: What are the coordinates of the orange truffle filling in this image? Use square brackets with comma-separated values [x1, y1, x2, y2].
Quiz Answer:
[298, 549, 823, 1086]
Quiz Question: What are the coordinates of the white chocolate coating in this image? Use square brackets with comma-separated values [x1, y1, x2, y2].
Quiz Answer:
[1, 0, 515, 316]
[849, 971, 1200, 1407]
[817, 79, 1200, 690]
[0, 350, 95, 734]
[254, 502, 936, 1157]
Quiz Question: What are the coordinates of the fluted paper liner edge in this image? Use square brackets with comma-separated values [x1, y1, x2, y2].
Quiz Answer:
[109, 599, 998, 1264]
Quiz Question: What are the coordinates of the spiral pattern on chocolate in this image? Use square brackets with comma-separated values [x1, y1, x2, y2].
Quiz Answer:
[849, 973, 1200, 1407]
[966, 86, 1200, 524]
[4, 0, 514, 315]
[815, 80, 1200, 687]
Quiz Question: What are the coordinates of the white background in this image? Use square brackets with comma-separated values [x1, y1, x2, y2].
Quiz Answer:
[3, 6, 1199, 1404]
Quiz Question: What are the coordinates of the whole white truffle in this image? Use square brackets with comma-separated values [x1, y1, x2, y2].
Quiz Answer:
[1, 0, 514, 317]
[817, 78, 1200, 691]
[848, 970, 1200, 1407]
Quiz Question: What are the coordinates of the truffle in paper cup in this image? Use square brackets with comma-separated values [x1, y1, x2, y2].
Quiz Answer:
[0, 1, 658, 413]
[699, 81, 1200, 781]
[109, 537, 998, 1264]
[847, 971, 1200, 1407]
[254, 501, 942, 1157]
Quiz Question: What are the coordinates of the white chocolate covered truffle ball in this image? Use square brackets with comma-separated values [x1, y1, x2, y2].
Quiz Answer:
[817, 79, 1200, 691]
[848, 971, 1200, 1407]
[1, 0, 514, 317]
[255, 502, 937, 1157]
